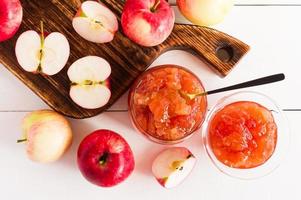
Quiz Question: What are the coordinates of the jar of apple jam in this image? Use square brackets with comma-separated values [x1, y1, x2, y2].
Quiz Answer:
[128, 65, 207, 144]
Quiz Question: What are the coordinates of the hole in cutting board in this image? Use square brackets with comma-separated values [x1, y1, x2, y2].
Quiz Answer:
[216, 45, 234, 63]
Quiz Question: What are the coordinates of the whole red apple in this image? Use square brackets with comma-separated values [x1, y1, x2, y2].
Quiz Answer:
[0, 0, 23, 42]
[121, 0, 175, 47]
[77, 129, 135, 187]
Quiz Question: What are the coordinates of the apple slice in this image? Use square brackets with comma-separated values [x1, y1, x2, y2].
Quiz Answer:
[15, 22, 70, 75]
[67, 56, 111, 109]
[72, 1, 118, 43]
[0, 0, 23, 42]
[152, 147, 196, 188]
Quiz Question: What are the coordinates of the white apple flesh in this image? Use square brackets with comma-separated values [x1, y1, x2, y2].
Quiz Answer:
[73, 1, 118, 43]
[15, 24, 70, 75]
[19, 110, 73, 163]
[152, 147, 196, 188]
[68, 56, 111, 109]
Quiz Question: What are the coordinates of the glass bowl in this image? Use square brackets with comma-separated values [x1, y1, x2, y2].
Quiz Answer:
[128, 65, 207, 145]
[202, 91, 290, 179]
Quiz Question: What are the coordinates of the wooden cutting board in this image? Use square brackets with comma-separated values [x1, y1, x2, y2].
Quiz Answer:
[0, 0, 249, 119]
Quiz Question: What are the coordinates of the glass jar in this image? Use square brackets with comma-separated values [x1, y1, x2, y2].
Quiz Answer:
[128, 65, 207, 144]
[203, 91, 290, 179]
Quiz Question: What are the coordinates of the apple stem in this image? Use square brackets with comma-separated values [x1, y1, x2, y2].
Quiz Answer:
[40, 21, 45, 48]
[186, 154, 193, 159]
[99, 152, 109, 165]
[37, 21, 45, 72]
[17, 139, 27, 143]
[151, 0, 161, 12]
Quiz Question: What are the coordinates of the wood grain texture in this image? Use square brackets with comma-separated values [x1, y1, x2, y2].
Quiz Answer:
[0, 0, 249, 119]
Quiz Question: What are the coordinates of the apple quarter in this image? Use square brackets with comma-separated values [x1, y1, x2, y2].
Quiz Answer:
[72, 1, 118, 43]
[152, 147, 196, 188]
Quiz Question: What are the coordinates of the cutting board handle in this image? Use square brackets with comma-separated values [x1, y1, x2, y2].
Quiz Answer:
[164, 24, 250, 76]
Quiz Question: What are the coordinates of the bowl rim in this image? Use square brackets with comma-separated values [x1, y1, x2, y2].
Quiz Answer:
[202, 90, 290, 180]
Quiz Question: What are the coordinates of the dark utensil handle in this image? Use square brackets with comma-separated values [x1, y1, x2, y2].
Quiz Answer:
[207, 73, 285, 95]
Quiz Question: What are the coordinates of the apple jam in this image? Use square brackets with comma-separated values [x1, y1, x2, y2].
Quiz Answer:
[129, 65, 207, 143]
[208, 101, 277, 169]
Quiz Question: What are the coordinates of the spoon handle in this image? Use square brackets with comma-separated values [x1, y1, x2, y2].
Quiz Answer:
[206, 73, 285, 95]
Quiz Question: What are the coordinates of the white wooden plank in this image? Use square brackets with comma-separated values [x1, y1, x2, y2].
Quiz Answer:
[0, 111, 299, 200]
[0, 66, 48, 111]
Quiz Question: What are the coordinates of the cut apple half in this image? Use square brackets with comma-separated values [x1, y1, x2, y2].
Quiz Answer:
[67, 56, 112, 109]
[15, 22, 70, 75]
[152, 147, 196, 189]
[72, 1, 118, 43]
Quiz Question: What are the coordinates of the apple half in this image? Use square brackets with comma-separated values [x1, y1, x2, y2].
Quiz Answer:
[152, 147, 196, 188]
[72, 1, 118, 43]
[67, 56, 111, 109]
[15, 23, 70, 75]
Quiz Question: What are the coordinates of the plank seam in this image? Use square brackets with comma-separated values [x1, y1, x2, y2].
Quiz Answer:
[0, 109, 300, 113]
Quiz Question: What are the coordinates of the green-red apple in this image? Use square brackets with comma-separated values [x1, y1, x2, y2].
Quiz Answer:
[177, 0, 234, 26]
[19, 110, 73, 163]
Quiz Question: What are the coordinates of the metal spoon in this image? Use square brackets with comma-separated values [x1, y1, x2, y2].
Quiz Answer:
[180, 73, 285, 100]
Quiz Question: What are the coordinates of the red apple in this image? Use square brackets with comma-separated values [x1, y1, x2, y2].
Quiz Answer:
[77, 129, 135, 187]
[0, 0, 23, 42]
[121, 0, 175, 47]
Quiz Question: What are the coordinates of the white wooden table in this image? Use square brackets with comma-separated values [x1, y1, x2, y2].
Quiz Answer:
[1, 1, 301, 199]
